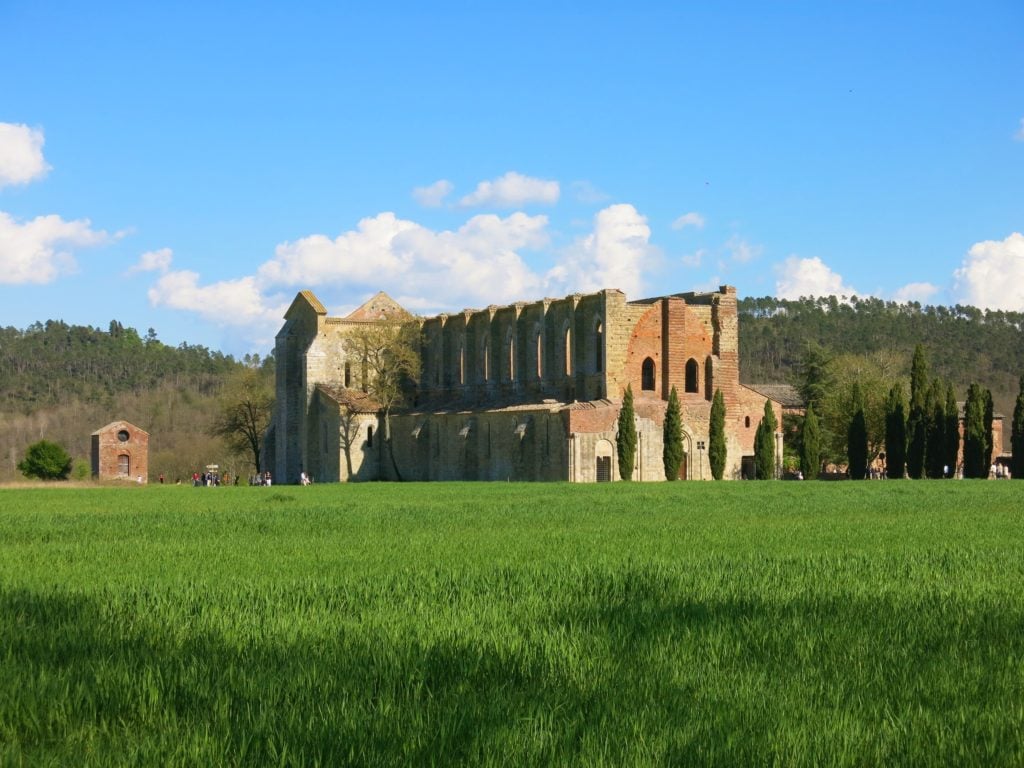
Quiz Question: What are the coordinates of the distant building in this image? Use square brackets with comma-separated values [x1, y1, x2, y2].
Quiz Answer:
[91, 421, 149, 482]
[265, 285, 783, 483]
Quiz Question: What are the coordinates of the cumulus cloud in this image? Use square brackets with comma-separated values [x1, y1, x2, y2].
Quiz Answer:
[0, 211, 112, 284]
[127, 247, 173, 275]
[548, 204, 653, 299]
[0, 123, 51, 188]
[952, 232, 1024, 311]
[891, 281, 939, 304]
[459, 171, 559, 208]
[257, 210, 549, 310]
[148, 271, 283, 327]
[774, 256, 858, 300]
[725, 235, 762, 263]
[671, 211, 705, 230]
[412, 179, 453, 207]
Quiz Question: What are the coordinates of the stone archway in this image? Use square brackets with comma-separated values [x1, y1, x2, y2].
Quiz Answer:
[595, 438, 614, 482]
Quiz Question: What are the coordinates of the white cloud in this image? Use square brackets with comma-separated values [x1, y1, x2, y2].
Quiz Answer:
[257, 210, 549, 310]
[952, 232, 1024, 311]
[459, 171, 559, 208]
[671, 211, 705, 230]
[128, 247, 173, 275]
[412, 179, 453, 207]
[1015, 118, 1024, 142]
[148, 270, 283, 327]
[725, 235, 761, 263]
[0, 123, 51, 188]
[891, 281, 939, 304]
[0, 211, 111, 284]
[774, 255, 858, 300]
[548, 204, 653, 299]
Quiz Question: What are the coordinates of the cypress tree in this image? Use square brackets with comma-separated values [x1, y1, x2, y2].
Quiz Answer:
[1012, 375, 1024, 480]
[885, 383, 907, 479]
[906, 344, 929, 479]
[963, 384, 986, 478]
[708, 388, 726, 480]
[944, 384, 959, 478]
[925, 380, 946, 479]
[663, 386, 683, 480]
[801, 402, 821, 479]
[616, 384, 637, 481]
[847, 381, 868, 480]
[754, 399, 778, 479]
[983, 388, 994, 474]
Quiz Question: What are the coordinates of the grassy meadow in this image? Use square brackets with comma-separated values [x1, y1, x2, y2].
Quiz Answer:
[1, 481, 1022, 766]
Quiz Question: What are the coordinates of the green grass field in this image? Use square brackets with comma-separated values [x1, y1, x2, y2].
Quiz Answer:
[1, 481, 1022, 766]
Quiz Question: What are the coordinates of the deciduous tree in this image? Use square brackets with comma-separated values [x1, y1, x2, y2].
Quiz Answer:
[209, 365, 275, 474]
[18, 439, 73, 480]
[342, 321, 422, 481]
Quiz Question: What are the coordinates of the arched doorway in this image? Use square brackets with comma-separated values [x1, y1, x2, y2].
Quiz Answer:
[595, 439, 614, 482]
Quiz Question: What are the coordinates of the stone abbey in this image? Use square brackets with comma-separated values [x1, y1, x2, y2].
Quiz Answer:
[264, 285, 782, 484]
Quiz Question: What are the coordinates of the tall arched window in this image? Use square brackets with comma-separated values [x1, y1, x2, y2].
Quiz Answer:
[685, 358, 699, 393]
[483, 343, 490, 382]
[535, 329, 543, 380]
[564, 324, 572, 377]
[506, 327, 516, 382]
[595, 321, 604, 373]
[705, 356, 714, 401]
[344, 361, 351, 388]
[641, 357, 656, 391]
[458, 343, 465, 385]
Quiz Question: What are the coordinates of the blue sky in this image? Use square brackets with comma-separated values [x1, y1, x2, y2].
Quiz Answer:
[1, 1, 1022, 356]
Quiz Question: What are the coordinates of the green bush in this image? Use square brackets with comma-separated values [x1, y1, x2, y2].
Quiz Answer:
[17, 440, 73, 481]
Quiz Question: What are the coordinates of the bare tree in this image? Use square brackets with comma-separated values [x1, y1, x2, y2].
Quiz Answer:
[342, 321, 421, 480]
[209, 366, 274, 474]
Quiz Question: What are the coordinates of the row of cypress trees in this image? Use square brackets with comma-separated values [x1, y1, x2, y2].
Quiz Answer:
[617, 363, 1024, 482]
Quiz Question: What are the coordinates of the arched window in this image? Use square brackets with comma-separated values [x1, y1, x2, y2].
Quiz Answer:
[507, 327, 516, 382]
[117, 454, 130, 476]
[483, 343, 490, 382]
[595, 321, 604, 373]
[641, 357, 656, 391]
[685, 358, 699, 393]
[459, 343, 465, 385]
[535, 329, 543, 380]
[745, 416, 751, 429]
[564, 324, 572, 377]
[367, 426, 373, 447]
[705, 356, 713, 401]
[344, 362, 351, 388]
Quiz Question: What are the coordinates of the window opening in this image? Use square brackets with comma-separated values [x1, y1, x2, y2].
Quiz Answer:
[685, 358, 699, 393]
[641, 357, 656, 391]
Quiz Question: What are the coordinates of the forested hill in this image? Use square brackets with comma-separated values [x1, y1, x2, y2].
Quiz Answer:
[0, 320, 247, 412]
[738, 295, 1024, 410]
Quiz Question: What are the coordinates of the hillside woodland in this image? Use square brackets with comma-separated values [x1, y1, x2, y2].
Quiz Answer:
[0, 321, 269, 483]
[1, 296, 1021, 482]
[739, 296, 1024, 453]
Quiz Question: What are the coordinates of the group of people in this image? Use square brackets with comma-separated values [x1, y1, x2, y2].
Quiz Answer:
[191, 471, 223, 487]
[250, 471, 273, 486]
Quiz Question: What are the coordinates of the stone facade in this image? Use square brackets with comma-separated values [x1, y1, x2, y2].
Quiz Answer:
[268, 286, 783, 483]
[91, 420, 149, 482]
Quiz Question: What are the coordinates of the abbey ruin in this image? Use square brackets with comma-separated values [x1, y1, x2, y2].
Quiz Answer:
[264, 286, 782, 483]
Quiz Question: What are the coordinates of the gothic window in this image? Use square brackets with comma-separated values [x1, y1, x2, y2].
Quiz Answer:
[685, 358, 699, 393]
[705, 356, 713, 401]
[506, 327, 516, 382]
[535, 327, 543, 380]
[641, 357, 656, 391]
[459, 343, 465, 385]
[595, 321, 604, 373]
[564, 324, 572, 377]
[344, 361, 351, 388]
[367, 426, 373, 448]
